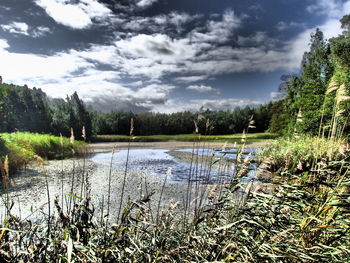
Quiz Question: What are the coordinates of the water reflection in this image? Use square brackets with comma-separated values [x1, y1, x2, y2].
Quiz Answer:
[90, 148, 260, 184]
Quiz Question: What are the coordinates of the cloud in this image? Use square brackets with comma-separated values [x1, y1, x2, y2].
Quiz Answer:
[190, 9, 240, 44]
[1, 22, 29, 36]
[136, 0, 158, 8]
[153, 98, 263, 113]
[306, 0, 347, 18]
[0, 39, 9, 50]
[186, 85, 219, 94]
[34, 0, 112, 29]
[284, 0, 349, 70]
[270, 92, 284, 101]
[1, 22, 51, 38]
[276, 21, 305, 31]
[0, 41, 93, 85]
[175, 75, 210, 83]
[32, 26, 51, 37]
[237, 31, 276, 48]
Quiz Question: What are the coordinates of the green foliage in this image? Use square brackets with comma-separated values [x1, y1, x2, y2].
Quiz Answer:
[92, 133, 278, 143]
[269, 15, 350, 137]
[93, 105, 275, 137]
[330, 35, 350, 72]
[0, 132, 86, 174]
[258, 136, 345, 172]
[0, 83, 92, 140]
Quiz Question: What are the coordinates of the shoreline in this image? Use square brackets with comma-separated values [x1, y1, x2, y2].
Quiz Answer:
[89, 140, 271, 153]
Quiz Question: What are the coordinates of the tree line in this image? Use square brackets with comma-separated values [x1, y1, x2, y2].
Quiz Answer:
[0, 79, 274, 139]
[269, 15, 350, 137]
[0, 83, 92, 140]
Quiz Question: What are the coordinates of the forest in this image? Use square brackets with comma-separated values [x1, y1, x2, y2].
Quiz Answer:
[0, 78, 273, 139]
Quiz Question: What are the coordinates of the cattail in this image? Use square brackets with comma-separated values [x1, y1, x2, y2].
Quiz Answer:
[296, 109, 303, 122]
[166, 167, 173, 177]
[248, 117, 255, 129]
[205, 118, 211, 134]
[326, 78, 338, 94]
[208, 184, 218, 200]
[70, 128, 75, 145]
[238, 153, 251, 177]
[241, 130, 247, 143]
[335, 84, 349, 104]
[335, 109, 345, 117]
[60, 133, 63, 147]
[197, 114, 205, 121]
[169, 201, 179, 210]
[193, 120, 199, 134]
[34, 155, 44, 164]
[4, 155, 9, 180]
[130, 118, 134, 136]
[221, 141, 228, 152]
[82, 126, 86, 141]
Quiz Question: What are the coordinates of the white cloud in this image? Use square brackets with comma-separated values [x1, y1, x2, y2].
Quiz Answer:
[0, 42, 93, 86]
[1, 22, 51, 38]
[115, 34, 197, 62]
[190, 9, 240, 43]
[284, 0, 348, 70]
[32, 26, 51, 38]
[306, 0, 346, 18]
[34, 0, 112, 29]
[0, 39, 10, 50]
[136, 0, 158, 8]
[1, 22, 29, 36]
[153, 98, 262, 113]
[187, 85, 219, 94]
[175, 75, 210, 83]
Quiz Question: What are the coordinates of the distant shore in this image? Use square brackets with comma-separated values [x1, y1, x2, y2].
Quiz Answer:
[89, 140, 272, 153]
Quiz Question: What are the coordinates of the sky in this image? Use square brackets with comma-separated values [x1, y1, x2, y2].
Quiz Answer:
[0, 0, 349, 113]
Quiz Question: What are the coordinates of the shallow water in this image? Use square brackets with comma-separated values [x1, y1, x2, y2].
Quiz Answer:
[90, 148, 259, 184]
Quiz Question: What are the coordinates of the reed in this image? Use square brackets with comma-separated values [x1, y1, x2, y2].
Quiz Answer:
[0, 117, 349, 262]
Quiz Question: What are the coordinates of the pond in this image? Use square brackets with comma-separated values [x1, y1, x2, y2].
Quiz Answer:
[90, 147, 260, 184]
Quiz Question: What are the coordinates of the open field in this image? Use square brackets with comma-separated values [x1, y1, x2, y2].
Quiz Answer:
[92, 132, 278, 143]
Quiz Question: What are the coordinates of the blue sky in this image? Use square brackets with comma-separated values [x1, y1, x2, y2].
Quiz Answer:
[0, 0, 349, 113]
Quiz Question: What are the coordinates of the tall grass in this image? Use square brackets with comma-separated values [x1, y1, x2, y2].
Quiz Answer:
[0, 132, 86, 174]
[258, 136, 346, 173]
[0, 138, 348, 262]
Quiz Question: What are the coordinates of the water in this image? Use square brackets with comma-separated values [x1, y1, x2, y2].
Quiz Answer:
[90, 148, 260, 184]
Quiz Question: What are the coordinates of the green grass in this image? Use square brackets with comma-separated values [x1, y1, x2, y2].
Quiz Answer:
[0, 132, 86, 174]
[92, 132, 278, 143]
[258, 135, 346, 172]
